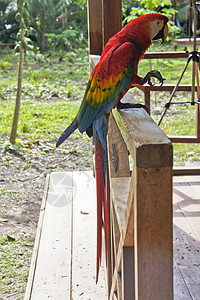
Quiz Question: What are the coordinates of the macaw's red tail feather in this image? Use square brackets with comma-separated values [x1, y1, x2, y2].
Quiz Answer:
[95, 140, 108, 283]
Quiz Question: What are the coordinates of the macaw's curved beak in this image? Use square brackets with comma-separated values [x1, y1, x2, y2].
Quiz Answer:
[153, 23, 168, 44]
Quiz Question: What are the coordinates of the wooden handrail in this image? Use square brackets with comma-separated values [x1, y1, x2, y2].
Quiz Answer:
[107, 96, 173, 300]
[90, 54, 173, 299]
[143, 51, 200, 59]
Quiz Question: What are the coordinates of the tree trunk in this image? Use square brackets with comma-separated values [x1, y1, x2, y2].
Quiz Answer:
[39, 1, 47, 52]
[10, 32, 24, 144]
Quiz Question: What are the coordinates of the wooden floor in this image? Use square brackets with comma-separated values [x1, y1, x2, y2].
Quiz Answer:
[173, 176, 200, 300]
[25, 172, 200, 299]
[25, 171, 107, 300]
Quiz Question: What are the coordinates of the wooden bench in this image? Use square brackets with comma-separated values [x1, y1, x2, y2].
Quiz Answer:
[24, 171, 107, 299]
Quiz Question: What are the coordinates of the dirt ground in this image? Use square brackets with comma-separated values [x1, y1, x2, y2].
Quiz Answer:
[0, 137, 92, 299]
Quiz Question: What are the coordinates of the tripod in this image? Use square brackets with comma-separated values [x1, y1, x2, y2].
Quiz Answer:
[158, 0, 200, 126]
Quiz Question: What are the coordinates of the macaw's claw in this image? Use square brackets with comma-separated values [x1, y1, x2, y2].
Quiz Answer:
[142, 70, 165, 87]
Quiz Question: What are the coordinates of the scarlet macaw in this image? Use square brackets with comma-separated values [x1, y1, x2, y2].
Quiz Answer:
[56, 13, 169, 281]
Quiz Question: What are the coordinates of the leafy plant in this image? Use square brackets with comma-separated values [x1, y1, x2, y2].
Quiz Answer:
[1, 57, 8, 71]
[46, 29, 80, 50]
[123, 0, 179, 39]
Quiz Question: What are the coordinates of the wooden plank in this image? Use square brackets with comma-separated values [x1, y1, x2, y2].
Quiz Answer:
[170, 136, 200, 144]
[185, 175, 200, 196]
[135, 166, 173, 300]
[122, 246, 134, 300]
[71, 171, 107, 299]
[173, 176, 200, 299]
[173, 176, 200, 242]
[143, 51, 200, 59]
[174, 260, 192, 300]
[30, 172, 73, 299]
[24, 174, 50, 300]
[137, 84, 197, 92]
[111, 202, 122, 300]
[110, 177, 130, 233]
[87, 0, 102, 55]
[112, 102, 173, 168]
[172, 38, 200, 47]
[173, 167, 200, 176]
[90, 54, 100, 70]
[107, 113, 130, 178]
[102, 0, 122, 46]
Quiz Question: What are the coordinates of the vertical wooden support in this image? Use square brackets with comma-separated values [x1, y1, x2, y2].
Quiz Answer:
[112, 106, 173, 300]
[102, 0, 122, 46]
[144, 89, 151, 114]
[122, 247, 135, 300]
[87, 0, 102, 55]
[134, 167, 173, 299]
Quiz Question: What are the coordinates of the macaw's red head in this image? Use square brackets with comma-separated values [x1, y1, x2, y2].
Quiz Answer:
[124, 13, 169, 47]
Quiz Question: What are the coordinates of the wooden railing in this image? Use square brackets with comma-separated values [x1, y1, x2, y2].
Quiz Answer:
[90, 55, 173, 299]
[139, 51, 200, 175]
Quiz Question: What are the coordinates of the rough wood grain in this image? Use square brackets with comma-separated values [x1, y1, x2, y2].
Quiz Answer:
[102, 0, 122, 46]
[25, 171, 107, 299]
[110, 177, 130, 234]
[173, 176, 200, 299]
[88, 0, 102, 55]
[107, 113, 130, 178]
[112, 105, 173, 168]
[30, 172, 73, 299]
[71, 171, 107, 299]
[143, 51, 200, 59]
[135, 166, 173, 300]
[24, 175, 50, 300]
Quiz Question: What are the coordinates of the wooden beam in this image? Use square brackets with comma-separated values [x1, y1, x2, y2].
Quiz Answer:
[135, 166, 173, 299]
[102, 0, 122, 46]
[112, 103, 173, 169]
[87, 0, 102, 55]
[143, 51, 200, 59]
[112, 102, 173, 299]
[122, 247, 135, 300]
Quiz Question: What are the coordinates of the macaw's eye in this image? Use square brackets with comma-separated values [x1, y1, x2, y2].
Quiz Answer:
[157, 21, 160, 25]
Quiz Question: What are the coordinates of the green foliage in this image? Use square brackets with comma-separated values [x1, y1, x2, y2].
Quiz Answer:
[46, 29, 80, 50]
[15, 0, 30, 52]
[28, 0, 87, 51]
[123, 0, 180, 39]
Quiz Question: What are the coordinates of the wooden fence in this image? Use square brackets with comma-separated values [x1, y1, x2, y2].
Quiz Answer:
[90, 54, 173, 299]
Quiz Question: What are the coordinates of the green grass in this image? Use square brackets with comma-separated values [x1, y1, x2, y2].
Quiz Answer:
[0, 236, 34, 296]
[0, 99, 80, 142]
[1, 44, 200, 167]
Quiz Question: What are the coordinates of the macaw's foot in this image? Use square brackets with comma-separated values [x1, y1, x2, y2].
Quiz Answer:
[142, 70, 165, 86]
[117, 102, 148, 112]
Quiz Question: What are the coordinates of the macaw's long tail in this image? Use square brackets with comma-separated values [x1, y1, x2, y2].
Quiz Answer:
[56, 119, 78, 148]
[93, 114, 109, 283]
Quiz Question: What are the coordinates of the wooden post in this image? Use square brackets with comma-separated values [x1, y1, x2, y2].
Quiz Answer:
[135, 167, 173, 299]
[87, 0, 102, 55]
[102, 0, 122, 47]
[122, 246, 135, 300]
[113, 106, 173, 300]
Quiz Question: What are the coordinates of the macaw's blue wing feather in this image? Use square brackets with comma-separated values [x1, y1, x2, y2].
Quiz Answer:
[76, 42, 136, 134]
[56, 119, 78, 148]
[93, 114, 109, 180]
